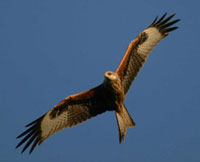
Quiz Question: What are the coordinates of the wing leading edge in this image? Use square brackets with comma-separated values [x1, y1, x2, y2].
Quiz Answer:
[116, 13, 180, 94]
[16, 85, 109, 154]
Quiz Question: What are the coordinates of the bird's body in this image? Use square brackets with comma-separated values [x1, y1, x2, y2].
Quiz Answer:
[16, 13, 180, 154]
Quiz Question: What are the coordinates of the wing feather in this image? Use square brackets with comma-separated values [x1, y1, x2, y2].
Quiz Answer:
[16, 85, 109, 154]
[116, 13, 180, 94]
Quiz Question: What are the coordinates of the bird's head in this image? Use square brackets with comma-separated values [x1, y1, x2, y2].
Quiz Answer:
[104, 71, 118, 81]
[103, 71, 123, 95]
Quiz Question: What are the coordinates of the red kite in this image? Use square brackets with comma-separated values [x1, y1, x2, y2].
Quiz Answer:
[16, 13, 179, 154]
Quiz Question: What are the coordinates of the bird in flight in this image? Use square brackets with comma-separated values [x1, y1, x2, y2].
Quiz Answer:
[16, 13, 180, 154]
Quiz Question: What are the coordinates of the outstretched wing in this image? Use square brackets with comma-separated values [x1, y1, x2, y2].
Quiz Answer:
[116, 13, 180, 94]
[16, 85, 108, 154]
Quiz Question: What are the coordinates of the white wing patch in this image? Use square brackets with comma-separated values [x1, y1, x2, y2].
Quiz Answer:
[138, 27, 163, 57]
[40, 109, 68, 140]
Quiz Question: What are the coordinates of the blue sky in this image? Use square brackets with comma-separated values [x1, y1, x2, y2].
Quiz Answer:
[1, 0, 200, 161]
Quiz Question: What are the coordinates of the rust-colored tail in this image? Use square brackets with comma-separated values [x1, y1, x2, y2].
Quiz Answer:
[115, 104, 135, 143]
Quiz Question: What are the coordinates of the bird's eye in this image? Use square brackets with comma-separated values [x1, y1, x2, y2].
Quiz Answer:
[107, 72, 112, 76]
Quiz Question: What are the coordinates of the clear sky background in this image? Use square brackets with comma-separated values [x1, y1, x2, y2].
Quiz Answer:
[1, 0, 200, 161]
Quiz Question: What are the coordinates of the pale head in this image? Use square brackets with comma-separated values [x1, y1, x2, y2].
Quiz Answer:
[104, 71, 118, 81]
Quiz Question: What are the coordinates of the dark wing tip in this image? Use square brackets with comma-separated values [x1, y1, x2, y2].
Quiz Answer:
[149, 13, 180, 35]
[25, 114, 45, 127]
[16, 115, 44, 154]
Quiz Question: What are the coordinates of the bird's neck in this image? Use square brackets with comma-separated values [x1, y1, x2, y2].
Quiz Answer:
[103, 77, 125, 104]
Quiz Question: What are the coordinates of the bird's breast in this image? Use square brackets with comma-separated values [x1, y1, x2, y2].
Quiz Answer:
[102, 79, 124, 110]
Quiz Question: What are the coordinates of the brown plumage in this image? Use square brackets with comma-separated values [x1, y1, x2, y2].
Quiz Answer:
[16, 13, 180, 154]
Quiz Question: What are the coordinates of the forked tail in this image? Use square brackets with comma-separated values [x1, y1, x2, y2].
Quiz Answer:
[115, 104, 135, 143]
